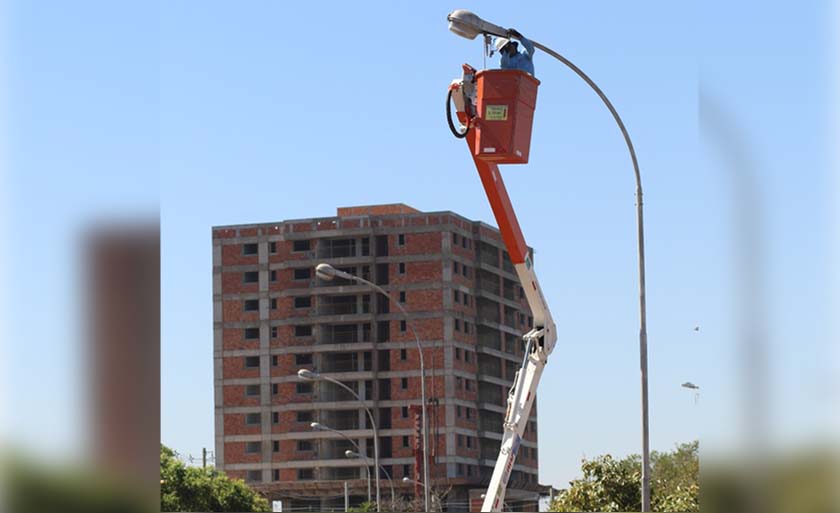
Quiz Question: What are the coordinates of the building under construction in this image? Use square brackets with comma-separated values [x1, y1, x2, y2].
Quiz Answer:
[212, 204, 542, 511]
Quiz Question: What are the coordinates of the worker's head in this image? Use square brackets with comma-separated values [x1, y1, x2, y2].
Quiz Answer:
[494, 37, 518, 56]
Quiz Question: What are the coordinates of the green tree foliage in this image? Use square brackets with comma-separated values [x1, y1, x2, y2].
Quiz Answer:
[651, 441, 699, 512]
[2, 451, 148, 513]
[550, 441, 699, 512]
[347, 500, 378, 512]
[160, 444, 269, 512]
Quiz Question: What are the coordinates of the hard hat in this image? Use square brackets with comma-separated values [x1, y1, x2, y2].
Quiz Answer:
[494, 36, 512, 52]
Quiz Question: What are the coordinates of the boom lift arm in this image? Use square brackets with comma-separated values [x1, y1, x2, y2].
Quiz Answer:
[450, 80, 557, 510]
[471, 135, 557, 513]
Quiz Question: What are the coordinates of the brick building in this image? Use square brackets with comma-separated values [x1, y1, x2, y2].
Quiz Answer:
[212, 204, 541, 511]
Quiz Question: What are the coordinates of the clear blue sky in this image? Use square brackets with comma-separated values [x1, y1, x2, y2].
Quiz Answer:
[2, 0, 836, 490]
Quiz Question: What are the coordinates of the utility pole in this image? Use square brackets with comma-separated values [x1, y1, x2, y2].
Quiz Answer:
[202, 448, 207, 469]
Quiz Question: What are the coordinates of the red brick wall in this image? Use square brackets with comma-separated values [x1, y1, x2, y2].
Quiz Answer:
[223, 385, 261, 407]
[390, 232, 442, 256]
[399, 288, 442, 314]
[223, 299, 259, 323]
[221, 243, 259, 266]
[221, 271, 259, 295]
[388, 318, 443, 343]
[270, 383, 314, 405]
[269, 325, 314, 349]
[222, 328, 259, 351]
[222, 356, 261, 379]
[389, 261, 442, 285]
[337, 204, 419, 217]
[224, 442, 262, 464]
[389, 347, 445, 374]
[224, 413, 261, 436]
[268, 239, 312, 264]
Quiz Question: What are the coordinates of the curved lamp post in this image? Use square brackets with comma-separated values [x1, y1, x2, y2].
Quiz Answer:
[446, 9, 652, 511]
[347, 450, 395, 508]
[316, 262, 432, 511]
[298, 369, 381, 512]
[402, 477, 440, 511]
[310, 422, 371, 503]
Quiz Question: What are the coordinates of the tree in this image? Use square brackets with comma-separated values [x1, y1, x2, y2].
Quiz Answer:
[651, 441, 699, 512]
[550, 441, 699, 512]
[550, 454, 641, 512]
[160, 444, 269, 512]
[347, 501, 377, 512]
[3, 451, 148, 513]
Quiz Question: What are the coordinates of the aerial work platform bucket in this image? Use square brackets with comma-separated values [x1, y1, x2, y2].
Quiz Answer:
[474, 69, 540, 164]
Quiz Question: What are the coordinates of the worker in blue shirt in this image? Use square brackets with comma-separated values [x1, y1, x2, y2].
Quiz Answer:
[495, 28, 535, 76]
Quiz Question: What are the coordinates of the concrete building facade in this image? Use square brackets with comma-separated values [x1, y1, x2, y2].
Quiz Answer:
[212, 204, 540, 511]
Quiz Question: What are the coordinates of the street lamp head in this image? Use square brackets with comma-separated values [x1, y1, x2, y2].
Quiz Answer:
[315, 263, 337, 281]
[316, 262, 355, 282]
[310, 422, 322, 430]
[345, 450, 360, 458]
[297, 368, 320, 380]
[446, 9, 507, 40]
[681, 382, 699, 390]
[402, 477, 411, 483]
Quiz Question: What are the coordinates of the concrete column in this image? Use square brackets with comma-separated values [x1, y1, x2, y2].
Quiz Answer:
[212, 241, 225, 470]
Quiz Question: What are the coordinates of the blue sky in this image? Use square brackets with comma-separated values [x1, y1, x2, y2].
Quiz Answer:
[2, 0, 836, 490]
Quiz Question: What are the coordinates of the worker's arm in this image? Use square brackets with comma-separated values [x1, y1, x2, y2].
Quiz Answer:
[518, 35, 535, 57]
[508, 28, 535, 57]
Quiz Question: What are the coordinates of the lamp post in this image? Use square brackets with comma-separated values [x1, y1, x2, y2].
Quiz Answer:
[298, 369, 381, 512]
[311, 422, 371, 503]
[347, 450, 395, 508]
[402, 477, 440, 511]
[316, 262, 432, 512]
[446, 10, 652, 511]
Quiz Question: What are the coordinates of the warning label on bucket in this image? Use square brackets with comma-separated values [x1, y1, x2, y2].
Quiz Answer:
[485, 105, 508, 121]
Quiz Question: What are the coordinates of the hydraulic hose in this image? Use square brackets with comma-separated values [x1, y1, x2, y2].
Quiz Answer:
[446, 88, 469, 139]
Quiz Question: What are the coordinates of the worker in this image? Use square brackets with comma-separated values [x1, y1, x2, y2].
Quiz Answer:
[495, 28, 535, 75]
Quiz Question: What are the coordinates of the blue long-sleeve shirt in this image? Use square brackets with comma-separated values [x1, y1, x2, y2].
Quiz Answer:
[500, 36, 535, 76]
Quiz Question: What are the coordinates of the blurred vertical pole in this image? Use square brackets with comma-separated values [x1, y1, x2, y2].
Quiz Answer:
[202, 447, 207, 469]
[345, 481, 349, 512]
[699, 93, 769, 513]
[88, 224, 160, 508]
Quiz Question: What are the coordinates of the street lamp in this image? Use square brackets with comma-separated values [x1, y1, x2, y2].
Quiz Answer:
[682, 382, 700, 405]
[316, 262, 432, 511]
[310, 422, 371, 503]
[446, 9, 507, 39]
[298, 369, 382, 512]
[403, 477, 441, 512]
[447, 9, 652, 512]
[347, 450, 395, 507]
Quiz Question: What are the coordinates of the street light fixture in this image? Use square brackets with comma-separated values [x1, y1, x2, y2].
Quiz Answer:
[298, 369, 382, 512]
[315, 262, 432, 512]
[346, 450, 395, 507]
[446, 9, 507, 39]
[309, 422, 371, 503]
[682, 382, 700, 405]
[446, 9, 652, 512]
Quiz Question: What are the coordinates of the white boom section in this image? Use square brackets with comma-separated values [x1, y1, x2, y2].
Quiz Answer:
[481, 260, 556, 512]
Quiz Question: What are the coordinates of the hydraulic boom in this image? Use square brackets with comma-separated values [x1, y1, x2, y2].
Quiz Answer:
[449, 61, 556, 512]
[468, 129, 557, 512]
